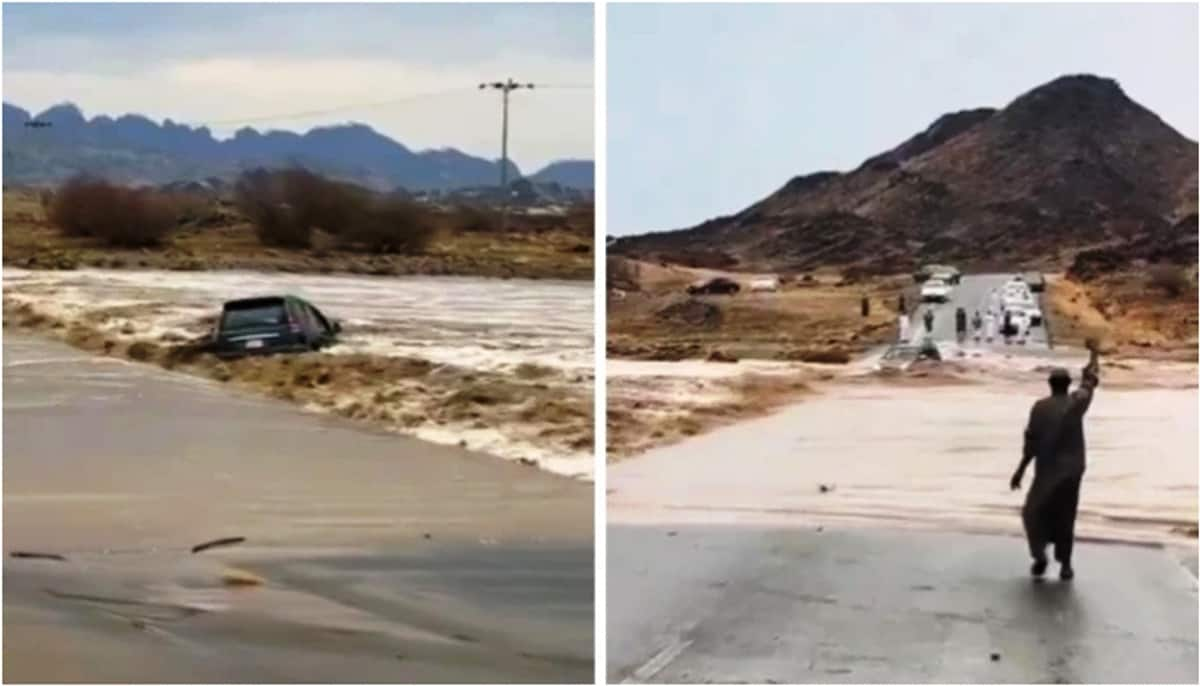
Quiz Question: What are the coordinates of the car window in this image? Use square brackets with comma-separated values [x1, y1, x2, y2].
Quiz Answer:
[308, 305, 332, 333]
[221, 302, 287, 330]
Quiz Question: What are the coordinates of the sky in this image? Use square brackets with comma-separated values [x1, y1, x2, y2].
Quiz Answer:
[2, 3, 594, 172]
[608, 3, 1199, 235]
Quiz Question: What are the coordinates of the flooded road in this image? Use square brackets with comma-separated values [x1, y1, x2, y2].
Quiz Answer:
[610, 379, 1197, 546]
[3, 268, 594, 477]
[608, 372, 1197, 683]
[2, 268, 593, 373]
[4, 335, 593, 683]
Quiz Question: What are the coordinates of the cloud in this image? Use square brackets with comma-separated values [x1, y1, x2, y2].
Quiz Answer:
[2, 3, 594, 169]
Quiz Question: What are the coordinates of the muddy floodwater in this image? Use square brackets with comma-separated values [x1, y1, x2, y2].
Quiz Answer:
[3, 268, 592, 372]
[610, 378, 1198, 548]
[3, 268, 594, 477]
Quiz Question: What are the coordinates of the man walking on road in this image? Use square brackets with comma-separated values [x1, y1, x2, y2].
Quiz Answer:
[1010, 344, 1100, 581]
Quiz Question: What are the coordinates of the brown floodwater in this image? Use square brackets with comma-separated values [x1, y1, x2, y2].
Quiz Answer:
[609, 379, 1198, 548]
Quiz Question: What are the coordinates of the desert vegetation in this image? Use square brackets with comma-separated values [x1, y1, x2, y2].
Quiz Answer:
[47, 176, 177, 248]
[6, 171, 593, 280]
[233, 169, 437, 254]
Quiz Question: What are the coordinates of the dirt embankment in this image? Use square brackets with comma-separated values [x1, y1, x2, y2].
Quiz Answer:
[3, 189, 593, 281]
[607, 258, 907, 363]
[1046, 270, 1198, 361]
[4, 298, 593, 474]
[607, 364, 828, 460]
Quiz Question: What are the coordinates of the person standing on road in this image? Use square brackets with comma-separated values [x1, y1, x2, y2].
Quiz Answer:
[971, 310, 983, 342]
[1002, 310, 1014, 345]
[923, 308, 934, 334]
[1010, 345, 1100, 581]
[954, 307, 967, 344]
[983, 310, 997, 343]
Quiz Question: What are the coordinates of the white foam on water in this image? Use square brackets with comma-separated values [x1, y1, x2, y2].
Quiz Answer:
[6, 268, 594, 479]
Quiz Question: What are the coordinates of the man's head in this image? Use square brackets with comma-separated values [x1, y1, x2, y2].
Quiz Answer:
[1048, 367, 1072, 394]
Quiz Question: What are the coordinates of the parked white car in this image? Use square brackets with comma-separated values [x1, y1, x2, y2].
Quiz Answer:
[749, 277, 780, 293]
[920, 278, 952, 303]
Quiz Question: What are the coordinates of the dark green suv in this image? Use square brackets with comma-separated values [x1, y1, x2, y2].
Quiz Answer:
[213, 295, 341, 358]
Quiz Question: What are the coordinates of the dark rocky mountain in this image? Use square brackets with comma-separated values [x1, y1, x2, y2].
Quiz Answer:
[529, 159, 594, 189]
[613, 75, 1198, 274]
[2, 102, 593, 192]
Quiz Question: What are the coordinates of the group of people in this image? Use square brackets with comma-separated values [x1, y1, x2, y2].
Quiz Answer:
[896, 292, 1030, 346]
[894, 291, 1100, 581]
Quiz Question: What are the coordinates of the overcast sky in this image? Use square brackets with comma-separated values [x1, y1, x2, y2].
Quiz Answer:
[2, 3, 594, 172]
[609, 3, 1199, 235]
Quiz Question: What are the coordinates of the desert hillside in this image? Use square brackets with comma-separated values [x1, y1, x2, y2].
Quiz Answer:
[612, 74, 1197, 277]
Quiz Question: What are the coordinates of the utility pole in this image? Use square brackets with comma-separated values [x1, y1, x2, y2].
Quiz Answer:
[479, 78, 534, 190]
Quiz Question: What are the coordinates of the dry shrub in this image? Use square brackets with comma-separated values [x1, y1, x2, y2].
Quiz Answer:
[235, 169, 434, 253]
[338, 197, 436, 254]
[233, 169, 311, 248]
[1147, 264, 1193, 298]
[47, 176, 176, 247]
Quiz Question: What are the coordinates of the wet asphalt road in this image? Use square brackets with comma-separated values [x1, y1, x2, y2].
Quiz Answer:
[609, 525, 1197, 684]
[911, 273, 1049, 349]
[609, 270, 1197, 682]
[3, 334, 593, 683]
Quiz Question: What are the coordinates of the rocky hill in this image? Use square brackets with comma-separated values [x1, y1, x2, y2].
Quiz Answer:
[2, 102, 593, 193]
[612, 75, 1198, 275]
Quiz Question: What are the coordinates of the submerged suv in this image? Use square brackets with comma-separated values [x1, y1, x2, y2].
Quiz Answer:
[213, 295, 341, 358]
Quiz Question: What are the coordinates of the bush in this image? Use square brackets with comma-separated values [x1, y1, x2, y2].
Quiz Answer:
[338, 197, 436, 254]
[1147, 264, 1193, 298]
[47, 176, 176, 247]
[234, 170, 312, 248]
[235, 169, 434, 253]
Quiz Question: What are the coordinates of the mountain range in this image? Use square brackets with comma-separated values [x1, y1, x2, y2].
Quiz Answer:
[2, 102, 594, 192]
[612, 74, 1197, 274]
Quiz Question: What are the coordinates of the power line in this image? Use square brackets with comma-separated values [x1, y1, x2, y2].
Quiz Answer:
[195, 86, 476, 128]
[186, 82, 589, 130]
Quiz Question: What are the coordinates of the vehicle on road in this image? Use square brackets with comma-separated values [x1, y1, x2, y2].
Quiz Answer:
[878, 340, 942, 370]
[1002, 281, 1035, 308]
[1008, 303, 1043, 327]
[749, 277, 780, 293]
[920, 277, 952, 303]
[213, 295, 341, 358]
[687, 277, 741, 296]
[1024, 272, 1046, 293]
[913, 264, 962, 285]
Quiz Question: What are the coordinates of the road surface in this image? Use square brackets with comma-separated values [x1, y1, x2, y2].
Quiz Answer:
[608, 372, 1198, 682]
[3, 334, 593, 683]
[609, 525, 1197, 683]
[910, 273, 1049, 350]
